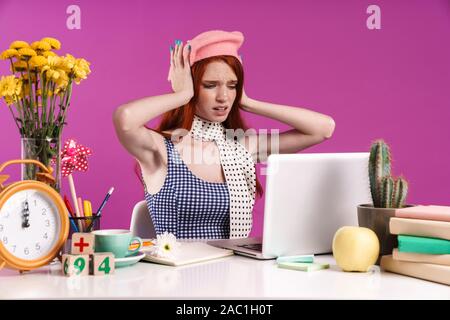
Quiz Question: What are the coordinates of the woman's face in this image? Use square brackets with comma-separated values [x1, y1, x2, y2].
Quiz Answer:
[195, 61, 238, 122]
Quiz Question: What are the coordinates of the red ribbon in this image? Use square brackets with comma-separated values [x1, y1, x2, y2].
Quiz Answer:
[57, 139, 93, 177]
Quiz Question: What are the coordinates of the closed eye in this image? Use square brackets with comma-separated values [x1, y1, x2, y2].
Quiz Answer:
[203, 84, 236, 89]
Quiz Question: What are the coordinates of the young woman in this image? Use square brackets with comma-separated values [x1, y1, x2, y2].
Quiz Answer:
[113, 30, 335, 240]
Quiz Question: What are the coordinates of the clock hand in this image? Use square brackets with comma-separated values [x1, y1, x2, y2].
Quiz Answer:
[22, 199, 30, 229]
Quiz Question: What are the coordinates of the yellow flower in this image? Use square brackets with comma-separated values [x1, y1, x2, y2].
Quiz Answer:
[45, 55, 61, 68]
[31, 41, 52, 51]
[59, 54, 76, 73]
[55, 69, 69, 88]
[1, 49, 19, 60]
[29, 56, 47, 69]
[41, 57, 56, 79]
[0, 75, 21, 98]
[41, 50, 56, 58]
[11, 61, 27, 72]
[9, 41, 29, 50]
[41, 37, 61, 50]
[41, 56, 62, 81]
[46, 69, 61, 81]
[18, 47, 37, 59]
[73, 58, 91, 84]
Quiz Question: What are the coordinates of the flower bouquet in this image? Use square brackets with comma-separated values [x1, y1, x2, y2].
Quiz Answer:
[0, 37, 91, 191]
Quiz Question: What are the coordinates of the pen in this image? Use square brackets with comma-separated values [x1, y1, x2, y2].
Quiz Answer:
[96, 187, 114, 217]
[69, 216, 79, 233]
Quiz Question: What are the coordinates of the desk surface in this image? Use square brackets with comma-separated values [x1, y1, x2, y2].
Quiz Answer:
[1, 255, 449, 299]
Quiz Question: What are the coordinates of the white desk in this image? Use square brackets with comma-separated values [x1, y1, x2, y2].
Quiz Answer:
[0, 255, 449, 299]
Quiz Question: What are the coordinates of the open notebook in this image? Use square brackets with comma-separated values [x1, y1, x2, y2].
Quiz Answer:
[141, 241, 234, 266]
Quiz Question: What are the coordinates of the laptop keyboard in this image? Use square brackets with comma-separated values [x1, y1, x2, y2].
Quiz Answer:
[238, 243, 263, 251]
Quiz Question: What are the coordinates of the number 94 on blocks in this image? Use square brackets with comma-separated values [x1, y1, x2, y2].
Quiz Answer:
[62, 253, 115, 276]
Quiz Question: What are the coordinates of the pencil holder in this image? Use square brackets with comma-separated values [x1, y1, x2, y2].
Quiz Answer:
[69, 214, 101, 236]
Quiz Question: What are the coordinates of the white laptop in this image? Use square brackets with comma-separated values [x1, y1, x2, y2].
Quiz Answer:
[207, 152, 372, 259]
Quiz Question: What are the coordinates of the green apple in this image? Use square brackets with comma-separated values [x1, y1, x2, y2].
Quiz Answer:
[332, 226, 379, 272]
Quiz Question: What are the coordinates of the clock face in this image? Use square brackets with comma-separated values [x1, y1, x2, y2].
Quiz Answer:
[0, 188, 62, 260]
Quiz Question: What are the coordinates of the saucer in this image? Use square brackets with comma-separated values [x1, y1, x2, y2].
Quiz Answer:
[115, 251, 146, 268]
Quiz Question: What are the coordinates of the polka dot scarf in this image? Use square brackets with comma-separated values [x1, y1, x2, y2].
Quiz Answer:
[189, 114, 256, 239]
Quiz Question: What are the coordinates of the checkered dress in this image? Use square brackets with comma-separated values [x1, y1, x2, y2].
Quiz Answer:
[143, 137, 230, 239]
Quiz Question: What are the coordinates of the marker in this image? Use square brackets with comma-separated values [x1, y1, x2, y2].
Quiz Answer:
[276, 254, 314, 264]
[63, 195, 75, 218]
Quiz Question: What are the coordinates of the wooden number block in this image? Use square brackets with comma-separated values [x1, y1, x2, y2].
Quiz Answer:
[62, 254, 89, 276]
[91, 252, 115, 276]
[71, 232, 95, 255]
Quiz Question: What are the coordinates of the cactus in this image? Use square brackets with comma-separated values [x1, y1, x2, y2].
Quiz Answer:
[369, 140, 391, 207]
[392, 176, 408, 208]
[368, 139, 409, 208]
[381, 176, 394, 208]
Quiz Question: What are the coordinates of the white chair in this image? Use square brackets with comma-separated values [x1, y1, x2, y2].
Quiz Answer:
[129, 200, 156, 239]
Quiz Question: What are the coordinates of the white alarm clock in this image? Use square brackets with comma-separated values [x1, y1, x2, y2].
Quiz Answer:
[0, 159, 69, 272]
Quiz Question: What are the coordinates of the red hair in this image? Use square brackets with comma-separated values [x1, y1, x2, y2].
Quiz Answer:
[137, 55, 263, 198]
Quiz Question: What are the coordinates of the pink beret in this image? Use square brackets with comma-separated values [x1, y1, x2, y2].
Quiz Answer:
[187, 30, 244, 66]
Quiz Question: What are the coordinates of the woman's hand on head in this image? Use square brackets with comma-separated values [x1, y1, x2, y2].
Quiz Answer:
[238, 55, 251, 111]
[168, 40, 194, 99]
[239, 86, 251, 111]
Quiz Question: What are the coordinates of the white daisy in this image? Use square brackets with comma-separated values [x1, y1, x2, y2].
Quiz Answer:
[151, 232, 180, 259]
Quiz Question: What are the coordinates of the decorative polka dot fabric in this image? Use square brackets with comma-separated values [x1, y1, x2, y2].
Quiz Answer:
[189, 115, 256, 239]
[59, 139, 93, 177]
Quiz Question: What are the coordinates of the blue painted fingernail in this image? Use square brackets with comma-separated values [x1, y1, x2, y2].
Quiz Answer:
[170, 46, 173, 51]
[188, 44, 191, 50]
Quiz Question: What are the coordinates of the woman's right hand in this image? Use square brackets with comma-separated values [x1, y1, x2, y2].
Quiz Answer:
[168, 40, 194, 99]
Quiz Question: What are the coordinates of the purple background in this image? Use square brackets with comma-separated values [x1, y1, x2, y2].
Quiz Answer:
[1, 0, 449, 237]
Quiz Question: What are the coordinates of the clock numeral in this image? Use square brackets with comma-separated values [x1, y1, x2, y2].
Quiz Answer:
[45, 219, 50, 227]
[11, 245, 16, 253]
[2, 236, 7, 244]
[43, 232, 48, 239]
[24, 247, 29, 255]
[41, 208, 47, 215]
[0, 224, 3, 232]
[35, 243, 41, 251]
[34, 200, 37, 207]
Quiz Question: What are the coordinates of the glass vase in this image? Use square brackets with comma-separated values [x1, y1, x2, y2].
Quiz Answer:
[21, 137, 62, 192]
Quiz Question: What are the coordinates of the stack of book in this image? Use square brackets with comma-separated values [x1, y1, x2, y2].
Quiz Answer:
[380, 205, 450, 286]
